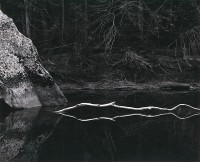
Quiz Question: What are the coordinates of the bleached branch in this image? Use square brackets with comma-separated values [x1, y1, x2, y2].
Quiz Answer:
[55, 102, 200, 121]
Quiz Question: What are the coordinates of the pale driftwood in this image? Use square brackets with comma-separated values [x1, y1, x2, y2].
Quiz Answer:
[55, 102, 200, 121]
[56, 102, 200, 113]
[56, 102, 115, 112]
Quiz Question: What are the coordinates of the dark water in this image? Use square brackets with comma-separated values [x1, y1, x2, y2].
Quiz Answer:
[1, 90, 200, 162]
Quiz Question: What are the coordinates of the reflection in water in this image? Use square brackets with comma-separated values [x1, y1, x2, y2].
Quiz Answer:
[56, 102, 200, 121]
[1, 90, 200, 162]
[40, 111, 200, 162]
[39, 90, 200, 162]
[0, 105, 61, 162]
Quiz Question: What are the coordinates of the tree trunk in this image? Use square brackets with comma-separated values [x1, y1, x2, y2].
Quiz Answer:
[74, 4, 79, 54]
[61, 0, 65, 44]
[32, 5, 36, 41]
[84, 0, 88, 47]
[41, 11, 48, 50]
[24, 0, 31, 38]
[21, 7, 26, 35]
[138, 0, 143, 40]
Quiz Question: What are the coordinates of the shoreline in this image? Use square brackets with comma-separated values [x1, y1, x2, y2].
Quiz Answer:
[57, 81, 200, 92]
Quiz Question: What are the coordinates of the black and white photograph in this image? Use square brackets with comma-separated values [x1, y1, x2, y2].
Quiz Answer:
[1, 0, 200, 161]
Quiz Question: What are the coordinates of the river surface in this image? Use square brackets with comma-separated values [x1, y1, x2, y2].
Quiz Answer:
[1, 90, 200, 162]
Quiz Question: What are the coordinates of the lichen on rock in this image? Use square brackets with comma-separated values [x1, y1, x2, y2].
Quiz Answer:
[0, 10, 67, 108]
[0, 49, 25, 79]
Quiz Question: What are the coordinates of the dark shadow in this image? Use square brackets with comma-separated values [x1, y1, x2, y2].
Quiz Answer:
[0, 106, 61, 162]
[38, 112, 200, 162]
[38, 90, 200, 162]
[0, 99, 12, 122]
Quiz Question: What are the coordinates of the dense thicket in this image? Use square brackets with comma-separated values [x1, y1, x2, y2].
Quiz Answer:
[1, 0, 200, 82]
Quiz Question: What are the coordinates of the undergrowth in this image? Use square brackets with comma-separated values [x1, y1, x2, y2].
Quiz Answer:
[41, 47, 200, 83]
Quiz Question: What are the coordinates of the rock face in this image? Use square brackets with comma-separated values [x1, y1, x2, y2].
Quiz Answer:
[0, 10, 67, 108]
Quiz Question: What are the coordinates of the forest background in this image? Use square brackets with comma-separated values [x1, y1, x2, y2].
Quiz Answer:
[1, 0, 200, 88]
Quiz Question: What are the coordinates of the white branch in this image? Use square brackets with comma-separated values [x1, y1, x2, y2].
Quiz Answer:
[56, 102, 115, 112]
[55, 102, 200, 122]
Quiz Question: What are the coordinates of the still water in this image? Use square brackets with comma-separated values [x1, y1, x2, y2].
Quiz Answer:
[1, 90, 200, 162]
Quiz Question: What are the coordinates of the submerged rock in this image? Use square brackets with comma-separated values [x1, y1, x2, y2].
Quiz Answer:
[0, 10, 67, 108]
